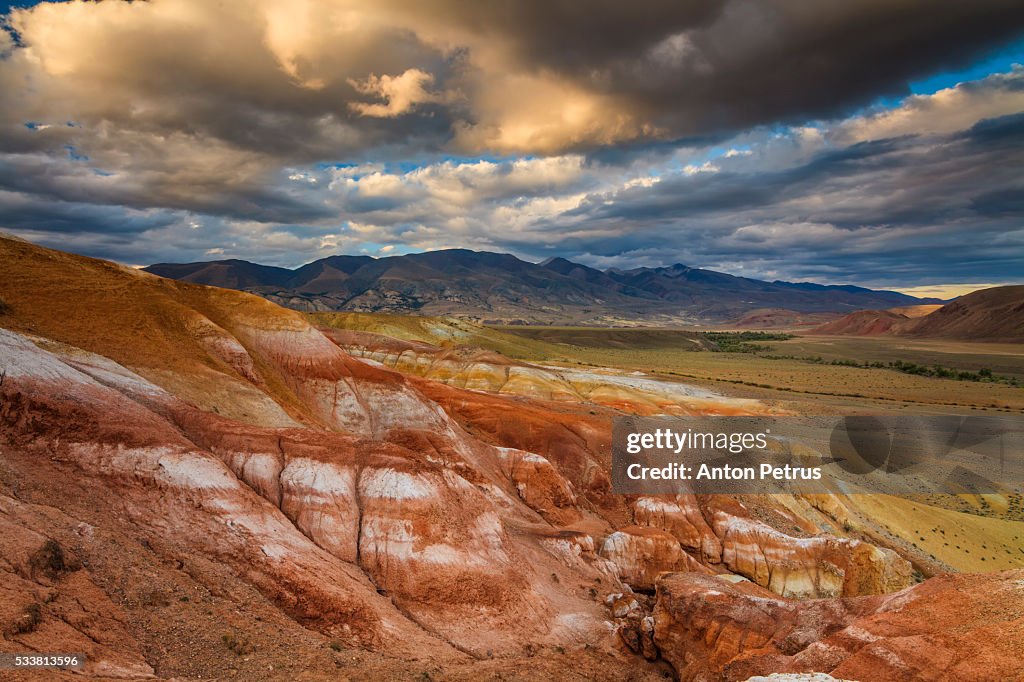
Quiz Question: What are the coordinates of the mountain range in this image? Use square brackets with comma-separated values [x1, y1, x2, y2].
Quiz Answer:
[145, 250, 941, 324]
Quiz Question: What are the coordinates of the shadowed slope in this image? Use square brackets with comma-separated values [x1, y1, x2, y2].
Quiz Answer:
[907, 285, 1024, 341]
[808, 286, 1024, 341]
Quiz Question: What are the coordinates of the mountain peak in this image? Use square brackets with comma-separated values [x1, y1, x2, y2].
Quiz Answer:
[538, 256, 573, 267]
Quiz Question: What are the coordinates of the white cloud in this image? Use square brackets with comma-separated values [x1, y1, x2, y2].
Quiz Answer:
[683, 162, 720, 175]
[835, 67, 1024, 143]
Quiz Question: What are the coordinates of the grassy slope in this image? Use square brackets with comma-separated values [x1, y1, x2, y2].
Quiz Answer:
[308, 312, 564, 359]
[488, 325, 716, 351]
[854, 494, 1024, 571]
[312, 314, 1024, 412]
[764, 335, 1024, 379]
[499, 330, 1024, 413]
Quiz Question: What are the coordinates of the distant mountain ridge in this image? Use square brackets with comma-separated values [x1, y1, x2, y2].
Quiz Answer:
[145, 249, 942, 324]
[809, 286, 1024, 341]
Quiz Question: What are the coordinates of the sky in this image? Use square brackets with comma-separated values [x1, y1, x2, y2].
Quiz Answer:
[1, 1, 1023, 294]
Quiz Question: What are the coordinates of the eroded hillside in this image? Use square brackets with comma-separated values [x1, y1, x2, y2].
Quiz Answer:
[1, 235, 1022, 681]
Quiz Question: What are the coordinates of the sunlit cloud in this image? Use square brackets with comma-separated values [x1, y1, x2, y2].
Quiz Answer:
[0, 0, 1021, 287]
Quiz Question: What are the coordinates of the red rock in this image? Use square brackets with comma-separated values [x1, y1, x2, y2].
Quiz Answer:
[653, 570, 1024, 681]
[709, 502, 912, 598]
[497, 446, 582, 525]
[600, 526, 711, 590]
[633, 495, 723, 563]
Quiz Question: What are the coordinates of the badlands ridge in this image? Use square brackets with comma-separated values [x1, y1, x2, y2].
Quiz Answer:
[1, 234, 1022, 681]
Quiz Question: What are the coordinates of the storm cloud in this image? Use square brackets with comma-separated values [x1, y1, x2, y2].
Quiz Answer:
[0, 0, 1022, 287]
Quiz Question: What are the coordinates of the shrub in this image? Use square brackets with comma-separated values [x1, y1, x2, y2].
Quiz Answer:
[6, 602, 42, 636]
[222, 631, 254, 656]
[29, 539, 67, 579]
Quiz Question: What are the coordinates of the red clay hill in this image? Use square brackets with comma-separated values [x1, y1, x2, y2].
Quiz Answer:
[810, 285, 1023, 342]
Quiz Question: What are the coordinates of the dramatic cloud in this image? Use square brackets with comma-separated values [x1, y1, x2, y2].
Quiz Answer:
[0, 0, 1022, 287]
[835, 69, 1024, 143]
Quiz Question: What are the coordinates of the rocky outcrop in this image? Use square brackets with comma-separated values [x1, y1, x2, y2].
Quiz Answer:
[653, 570, 1024, 681]
[710, 505, 912, 598]
[410, 376, 623, 514]
[600, 527, 710, 591]
[538, 531, 622, 586]
[280, 457, 360, 563]
[356, 462, 535, 632]
[633, 495, 722, 563]
[497, 447, 581, 525]
[605, 592, 660, 661]
[633, 495, 912, 599]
